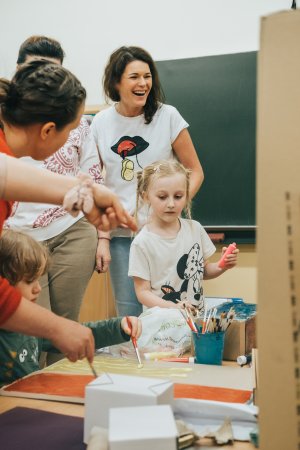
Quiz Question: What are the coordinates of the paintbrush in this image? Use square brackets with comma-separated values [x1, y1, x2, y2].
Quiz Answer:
[126, 316, 143, 368]
[87, 359, 98, 378]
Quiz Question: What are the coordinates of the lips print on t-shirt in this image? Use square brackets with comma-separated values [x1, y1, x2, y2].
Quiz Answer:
[111, 136, 149, 181]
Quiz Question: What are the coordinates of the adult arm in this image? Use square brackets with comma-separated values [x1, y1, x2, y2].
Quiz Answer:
[4, 154, 75, 203]
[172, 128, 204, 198]
[3, 155, 137, 232]
[2, 297, 95, 362]
[0, 277, 22, 323]
[79, 121, 112, 271]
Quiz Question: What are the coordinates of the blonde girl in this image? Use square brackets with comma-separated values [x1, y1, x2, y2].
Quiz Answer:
[129, 160, 239, 310]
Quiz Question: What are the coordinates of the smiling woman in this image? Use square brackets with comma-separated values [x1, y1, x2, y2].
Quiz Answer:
[91, 45, 204, 317]
[114, 60, 153, 118]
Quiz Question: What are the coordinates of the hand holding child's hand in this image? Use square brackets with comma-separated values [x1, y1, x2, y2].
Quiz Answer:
[220, 245, 239, 269]
[121, 316, 142, 339]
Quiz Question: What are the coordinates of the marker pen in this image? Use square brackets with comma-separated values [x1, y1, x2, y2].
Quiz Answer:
[160, 357, 195, 363]
[218, 242, 237, 268]
[144, 351, 178, 361]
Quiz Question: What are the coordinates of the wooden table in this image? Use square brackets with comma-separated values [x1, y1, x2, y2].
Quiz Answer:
[0, 357, 256, 448]
[0, 395, 256, 449]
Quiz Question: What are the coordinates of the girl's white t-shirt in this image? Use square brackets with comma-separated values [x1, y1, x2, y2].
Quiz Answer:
[129, 218, 216, 308]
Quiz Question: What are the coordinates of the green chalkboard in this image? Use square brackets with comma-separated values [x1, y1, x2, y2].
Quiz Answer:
[156, 52, 256, 241]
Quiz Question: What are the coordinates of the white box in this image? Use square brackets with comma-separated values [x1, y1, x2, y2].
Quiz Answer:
[84, 373, 173, 443]
[109, 405, 178, 450]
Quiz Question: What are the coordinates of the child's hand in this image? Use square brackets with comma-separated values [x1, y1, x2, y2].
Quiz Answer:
[185, 302, 196, 313]
[121, 316, 142, 339]
[220, 245, 239, 269]
[170, 302, 183, 309]
[179, 301, 196, 314]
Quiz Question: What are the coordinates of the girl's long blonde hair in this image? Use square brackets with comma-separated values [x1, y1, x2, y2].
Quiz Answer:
[135, 159, 192, 227]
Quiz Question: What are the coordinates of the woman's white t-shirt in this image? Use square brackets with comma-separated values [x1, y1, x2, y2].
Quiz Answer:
[91, 104, 188, 236]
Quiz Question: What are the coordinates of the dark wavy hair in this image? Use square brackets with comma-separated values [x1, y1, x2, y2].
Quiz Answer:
[0, 60, 85, 130]
[103, 46, 165, 124]
[17, 35, 65, 65]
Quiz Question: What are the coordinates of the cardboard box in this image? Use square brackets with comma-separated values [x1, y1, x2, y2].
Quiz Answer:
[109, 405, 178, 450]
[256, 10, 300, 450]
[84, 373, 173, 443]
[223, 315, 256, 361]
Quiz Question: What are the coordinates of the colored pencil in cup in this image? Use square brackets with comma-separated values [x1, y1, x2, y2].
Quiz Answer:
[180, 306, 198, 333]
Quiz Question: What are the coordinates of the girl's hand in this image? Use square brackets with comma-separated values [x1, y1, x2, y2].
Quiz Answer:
[182, 301, 197, 315]
[220, 246, 239, 269]
[121, 316, 142, 339]
[174, 300, 195, 311]
[170, 302, 183, 309]
[95, 238, 111, 273]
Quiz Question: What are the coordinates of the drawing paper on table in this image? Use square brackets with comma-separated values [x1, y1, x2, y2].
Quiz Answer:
[1, 372, 252, 405]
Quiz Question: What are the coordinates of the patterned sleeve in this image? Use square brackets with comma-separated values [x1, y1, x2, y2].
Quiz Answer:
[78, 118, 103, 184]
[0, 153, 7, 199]
[169, 105, 189, 143]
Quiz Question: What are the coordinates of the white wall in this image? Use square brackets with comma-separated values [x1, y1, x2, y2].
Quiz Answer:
[0, 0, 291, 105]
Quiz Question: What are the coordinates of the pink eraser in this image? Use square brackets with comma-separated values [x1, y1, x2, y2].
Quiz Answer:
[218, 242, 237, 268]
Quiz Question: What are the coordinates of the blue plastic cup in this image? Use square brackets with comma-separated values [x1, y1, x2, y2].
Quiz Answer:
[193, 331, 225, 365]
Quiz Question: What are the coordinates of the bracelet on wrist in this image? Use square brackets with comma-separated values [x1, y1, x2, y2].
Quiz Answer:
[98, 237, 111, 241]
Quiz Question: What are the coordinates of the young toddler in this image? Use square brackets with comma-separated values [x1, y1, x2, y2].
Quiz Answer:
[0, 230, 141, 386]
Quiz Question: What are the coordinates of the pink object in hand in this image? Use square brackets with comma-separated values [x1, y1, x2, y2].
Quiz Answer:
[218, 242, 237, 268]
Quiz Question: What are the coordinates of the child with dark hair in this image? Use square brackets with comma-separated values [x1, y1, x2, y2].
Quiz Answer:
[0, 230, 141, 387]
